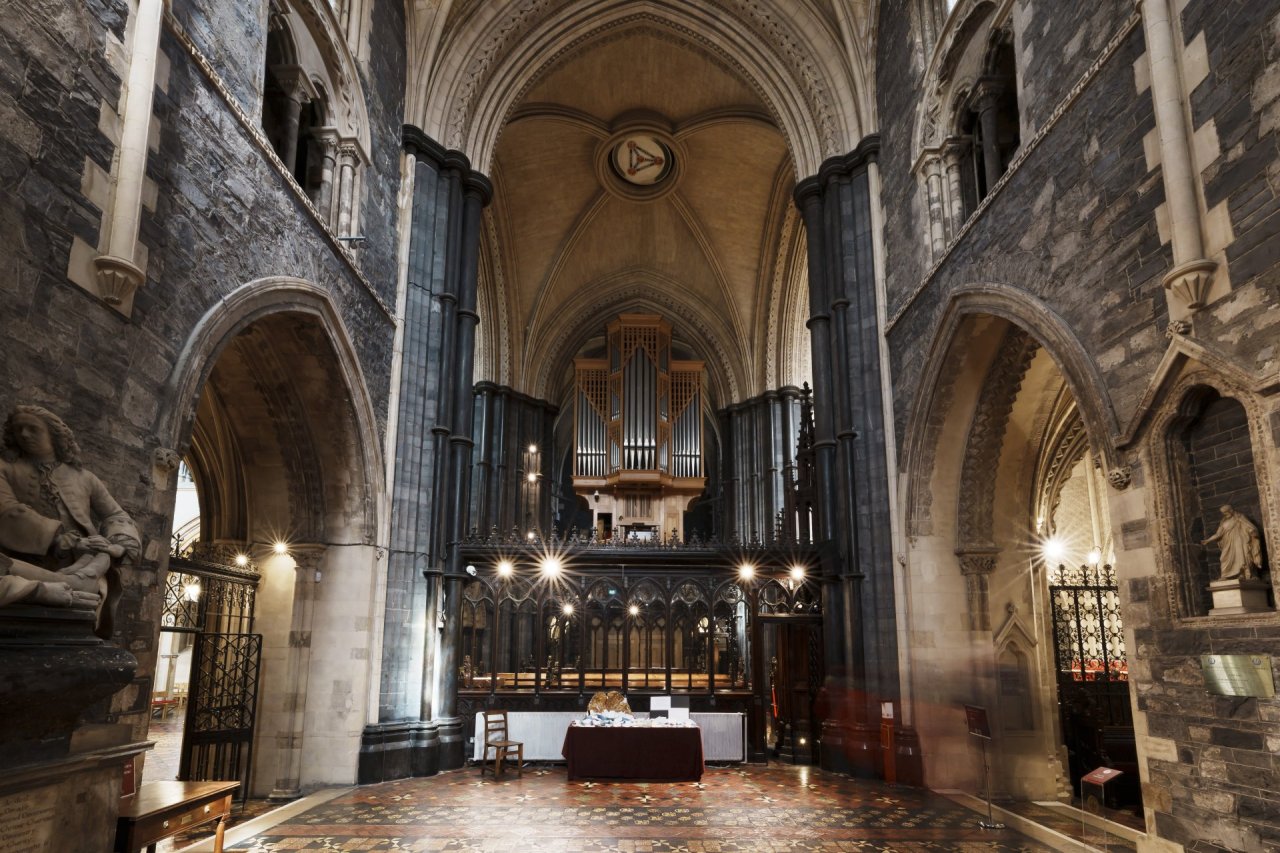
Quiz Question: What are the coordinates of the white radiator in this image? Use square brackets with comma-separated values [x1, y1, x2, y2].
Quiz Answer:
[471, 711, 746, 762]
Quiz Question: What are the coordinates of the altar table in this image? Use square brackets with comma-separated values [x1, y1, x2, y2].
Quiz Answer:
[561, 724, 704, 781]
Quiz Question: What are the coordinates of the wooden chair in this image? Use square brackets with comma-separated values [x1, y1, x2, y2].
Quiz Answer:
[480, 711, 523, 779]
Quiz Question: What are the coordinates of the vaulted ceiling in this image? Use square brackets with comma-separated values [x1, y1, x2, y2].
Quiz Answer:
[407, 0, 878, 407]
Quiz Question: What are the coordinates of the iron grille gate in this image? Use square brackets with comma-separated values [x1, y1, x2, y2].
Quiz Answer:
[162, 542, 262, 800]
[1048, 563, 1140, 808]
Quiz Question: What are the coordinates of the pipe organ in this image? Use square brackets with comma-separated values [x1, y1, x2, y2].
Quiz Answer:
[574, 314, 705, 540]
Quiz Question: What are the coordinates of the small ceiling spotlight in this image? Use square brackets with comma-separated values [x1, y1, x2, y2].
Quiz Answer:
[789, 565, 806, 582]
[527, 530, 537, 541]
[528, 444, 538, 454]
[628, 605, 640, 616]
[466, 564, 477, 577]
[562, 603, 574, 616]
[1086, 547, 1103, 566]
[738, 563, 755, 580]
[1042, 537, 1066, 562]
[496, 560, 514, 577]
[234, 553, 249, 567]
[527, 472, 538, 483]
[541, 557, 562, 576]
[273, 541, 289, 555]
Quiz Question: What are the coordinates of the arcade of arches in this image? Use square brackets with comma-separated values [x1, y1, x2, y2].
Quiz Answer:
[1, 1, 1279, 851]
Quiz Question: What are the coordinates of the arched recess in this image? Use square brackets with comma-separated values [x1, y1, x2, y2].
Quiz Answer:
[153, 277, 387, 794]
[411, 0, 869, 179]
[156, 277, 384, 544]
[897, 286, 1134, 802]
[901, 284, 1123, 540]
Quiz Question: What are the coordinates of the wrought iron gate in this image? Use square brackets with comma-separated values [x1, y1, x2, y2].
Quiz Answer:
[1048, 563, 1141, 807]
[162, 542, 262, 798]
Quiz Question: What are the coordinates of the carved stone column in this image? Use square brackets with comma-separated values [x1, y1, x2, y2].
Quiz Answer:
[313, 128, 339, 225]
[942, 138, 968, 233]
[269, 543, 326, 800]
[957, 550, 998, 632]
[1139, 0, 1217, 313]
[335, 142, 360, 237]
[271, 66, 314, 177]
[974, 81, 1004, 193]
[92, 0, 164, 310]
[920, 151, 947, 258]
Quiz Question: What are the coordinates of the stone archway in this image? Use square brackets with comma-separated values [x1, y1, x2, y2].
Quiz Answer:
[153, 278, 385, 797]
[897, 294, 1136, 808]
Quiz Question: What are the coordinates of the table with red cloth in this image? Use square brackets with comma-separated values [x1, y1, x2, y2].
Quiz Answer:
[561, 723, 704, 782]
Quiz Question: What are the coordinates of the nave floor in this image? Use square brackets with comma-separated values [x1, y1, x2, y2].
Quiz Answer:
[220, 764, 1069, 852]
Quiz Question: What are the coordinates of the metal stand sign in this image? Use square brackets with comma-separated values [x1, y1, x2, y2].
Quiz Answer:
[1080, 766, 1123, 852]
[964, 705, 1004, 830]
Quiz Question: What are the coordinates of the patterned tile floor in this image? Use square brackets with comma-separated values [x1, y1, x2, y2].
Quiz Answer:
[224, 764, 1066, 852]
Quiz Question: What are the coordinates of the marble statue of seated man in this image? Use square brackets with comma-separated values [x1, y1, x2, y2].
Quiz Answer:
[0, 404, 141, 637]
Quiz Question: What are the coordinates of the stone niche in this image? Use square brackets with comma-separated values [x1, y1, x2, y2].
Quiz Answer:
[1165, 386, 1273, 616]
[0, 605, 144, 852]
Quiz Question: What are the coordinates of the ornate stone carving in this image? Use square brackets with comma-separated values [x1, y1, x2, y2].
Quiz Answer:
[956, 328, 1039, 548]
[1162, 257, 1217, 311]
[92, 254, 144, 307]
[152, 447, 181, 472]
[1107, 465, 1132, 490]
[1165, 319, 1191, 338]
[1200, 505, 1263, 581]
[957, 551, 997, 632]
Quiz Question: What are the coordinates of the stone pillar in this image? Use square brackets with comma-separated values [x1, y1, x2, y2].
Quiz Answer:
[92, 0, 165, 309]
[314, 128, 339, 224]
[975, 82, 1004, 194]
[921, 152, 947, 258]
[942, 139, 967, 236]
[438, 171, 493, 769]
[336, 142, 360, 237]
[271, 67, 313, 178]
[795, 137, 900, 778]
[361, 129, 490, 783]
[269, 544, 326, 800]
[1139, 0, 1217, 313]
[957, 551, 997, 632]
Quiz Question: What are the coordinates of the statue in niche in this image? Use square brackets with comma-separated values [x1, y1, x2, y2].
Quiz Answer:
[0, 405, 141, 637]
[1200, 504, 1263, 580]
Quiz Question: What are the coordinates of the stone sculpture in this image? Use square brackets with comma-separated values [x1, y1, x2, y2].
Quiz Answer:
[0, 405, 141, 637]
[1200, 504, 1263, 580]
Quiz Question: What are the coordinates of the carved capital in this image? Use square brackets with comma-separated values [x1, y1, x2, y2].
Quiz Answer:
[289, 543, 328, 573]
[152, 447, 181, 472]
[958, 552, 998, 576]
[92, 254, 144, 307]
[1165, 319, 1192, 338]
[271, 65, 316, 103]
[1162, 257, 1217, 311]
[1108, 465, 1133, 490]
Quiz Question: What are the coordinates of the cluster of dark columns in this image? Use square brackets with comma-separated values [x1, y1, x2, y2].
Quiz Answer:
[360, 128, 491, 782]
[794, 137, 912, 779]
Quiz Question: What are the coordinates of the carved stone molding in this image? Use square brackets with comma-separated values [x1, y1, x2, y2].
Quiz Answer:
[957, 328, 1039, 548]
[1165, 319, 1192, 338]
[1162, 257, 1217, 311]
[92, 254, 144, 307]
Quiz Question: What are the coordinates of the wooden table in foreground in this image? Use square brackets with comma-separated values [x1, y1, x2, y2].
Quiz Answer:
[115, 780, 239, 853]
[562, 724, 704, 781]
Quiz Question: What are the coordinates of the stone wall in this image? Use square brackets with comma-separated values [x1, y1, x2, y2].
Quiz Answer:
[0, 0, 404, 755]
[879, 0, 1280, 848]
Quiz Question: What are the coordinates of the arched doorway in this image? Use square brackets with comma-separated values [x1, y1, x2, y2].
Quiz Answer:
[901, 306, 1140, 818]
[150, 282, 384, 798]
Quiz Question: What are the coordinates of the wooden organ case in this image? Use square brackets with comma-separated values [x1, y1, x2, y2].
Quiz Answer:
[574, 315, 705, 541]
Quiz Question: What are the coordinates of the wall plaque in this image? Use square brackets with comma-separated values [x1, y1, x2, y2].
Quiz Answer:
[1201, 654, 1275, 698]
[0, 788, 57, 853]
